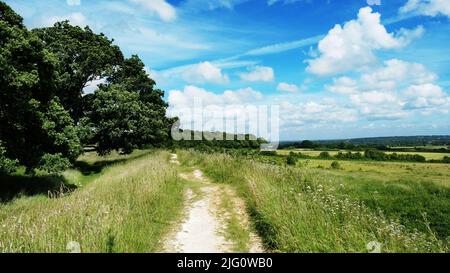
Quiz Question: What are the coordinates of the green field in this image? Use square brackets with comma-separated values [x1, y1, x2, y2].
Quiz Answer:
[178, 150, 449, 252]
[1, 149, 449, 253]
[277, 149, 450, 160]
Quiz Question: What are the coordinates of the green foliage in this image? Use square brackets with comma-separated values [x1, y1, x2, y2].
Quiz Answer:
[298, 140, 315, 148]
[319, 151, 331, 158]
[38, 153, 71, 174]
[0, 142, 18, 174]
[364, 149, 426, 162]
[331, 161, 341, 169]
[33, 21, 123, 121]
[286, 153, 298, 166]
[89, 84, 167, 155]
[0, 2, 23, 27]
[0, 4, 82, 172]
[1, 3, 172, 170]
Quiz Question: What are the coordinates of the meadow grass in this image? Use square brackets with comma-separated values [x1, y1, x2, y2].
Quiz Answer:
[301, 159, 450, 240]
[177, 150, 448, 253]
[0, 150, 184, 253]
[218, 189, 251, 252]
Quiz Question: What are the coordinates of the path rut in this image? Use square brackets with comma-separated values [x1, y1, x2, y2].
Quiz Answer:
[163, 154, 263, 253]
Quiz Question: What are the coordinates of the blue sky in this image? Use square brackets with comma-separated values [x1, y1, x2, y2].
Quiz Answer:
[6, 0, 450, 140]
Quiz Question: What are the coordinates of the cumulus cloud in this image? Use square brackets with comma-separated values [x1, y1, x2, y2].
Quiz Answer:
[278, 100, 359, 129]
[326, 77, 359, 95]
[306, 7, 423, 76]
[181, 62, 229, 84]
[239, 66, 275, 82]
[277, 82, 300, 93]
[168, 85, 263, 109]
[150, 61, 229, 85]
[399, 0, 450, 18]
[326, 58, 449, 119]
[167, 85, 361, 138]
[167, 85, 266, 135]
[40, 12, 87, 27]
[129, 0, 177, 22]
[327, 59, 438, 94]
[403, 84, 449, 110]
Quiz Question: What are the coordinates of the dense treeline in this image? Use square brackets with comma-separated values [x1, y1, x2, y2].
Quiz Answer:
[288, 149, 433, 163]
[0, 2, 172, 174]
[170, 130, 266, 151]
[280, 138, 450, 153]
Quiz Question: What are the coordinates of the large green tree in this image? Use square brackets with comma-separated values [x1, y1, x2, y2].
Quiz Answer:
[0, 2, 82, 173]
[84, 55, 172, 155]
[89, 84, 167, 155]
[33, 22, 123, 121]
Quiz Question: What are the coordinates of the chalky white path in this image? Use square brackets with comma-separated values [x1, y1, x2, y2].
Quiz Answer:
[164, 154, 263, 253]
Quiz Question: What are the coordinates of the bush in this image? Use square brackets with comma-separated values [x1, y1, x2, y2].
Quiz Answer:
[319, 151, 331, 158]
[331, 161, 341, 170]
[38, 153, 71, 174]
[286, 154, 298, 166]
[0, 143, 18, 175]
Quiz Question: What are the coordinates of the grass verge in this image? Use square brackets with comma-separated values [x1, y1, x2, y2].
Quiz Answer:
[177, 150, 448, 253]
[0, 150, 184, 253]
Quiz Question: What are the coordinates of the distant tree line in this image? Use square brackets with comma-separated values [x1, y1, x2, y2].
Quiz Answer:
[280, 139, 450, 153]
[0, 2, 173, 174]
[288, 150, 432, 163]
[170, 130, 266, 151]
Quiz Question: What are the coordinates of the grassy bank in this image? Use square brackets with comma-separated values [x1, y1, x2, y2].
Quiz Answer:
[0, 150, 184, 253]
[177, 150, 448, 253]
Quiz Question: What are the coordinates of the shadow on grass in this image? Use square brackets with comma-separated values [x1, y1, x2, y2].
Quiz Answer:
[0, 150, 153, 203]
[0, 174, 77, 203]
[73, 151, 151, 176]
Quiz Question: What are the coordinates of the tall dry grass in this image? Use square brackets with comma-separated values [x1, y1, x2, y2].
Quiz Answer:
[177, 150, 447, 253]
[0, 151, 184, 253]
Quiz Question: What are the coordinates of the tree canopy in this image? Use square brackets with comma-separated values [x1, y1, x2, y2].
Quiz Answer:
[0, 2, 173, 174]
[33, 22, 123, 121]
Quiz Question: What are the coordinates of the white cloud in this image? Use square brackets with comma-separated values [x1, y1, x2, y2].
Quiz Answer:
[350, 91, 409, 120]
[168, 85, 263, 109]
[242, 35, 324, 56]
[306, 7, 423, 76]
[277, 82, 299, 93]
[67, 0, 81, 6]
[399, 0, 450, 18]
[327, 59, 438, 94]
[326, 58, 449, 119]
[403, 83, 449, 110]
[150, 61, 231, 85]
[361, 59, 437, 89]
[326, 77, 359, 95]
[239, 66, 275, 82]
[278, 99, 359, 129]
[181, 62, 229, 84]
[350, 91, 398, 105]
[40, 12, 87, 27]
[129, 0, 177, 22]
[167, 85, 265, 135]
